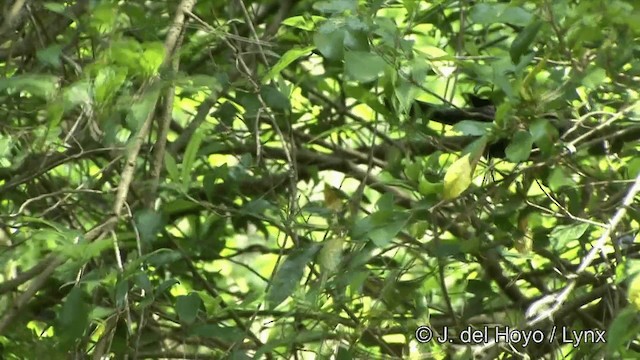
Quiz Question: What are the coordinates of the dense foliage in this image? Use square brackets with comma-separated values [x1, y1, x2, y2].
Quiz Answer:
[1, 0, 640, 358]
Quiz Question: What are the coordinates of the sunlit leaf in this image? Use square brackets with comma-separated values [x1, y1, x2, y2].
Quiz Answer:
[262, 46, 315, 83]
[443, 154, 473, 200]
[93, 66, 128, 105]
[141, 42, 166, 76]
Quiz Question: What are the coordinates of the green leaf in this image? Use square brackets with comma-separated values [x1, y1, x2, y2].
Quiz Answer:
[550, 223, 590, 250]
[510, 20, 543, 64]
[188, 324, 246, 342]
[0, 74, 59, 100]
[126, 87, 160, 132]
[91, 3, 118, 34]
[37, 45, 63, 68]
[90, 307, 114, 321]
[403, 160, 422, 182]
[443, 154, 473, 200]
[114, 278, 129, 309]
[500, 7, 535, 26]
[164, 152, 180, 184]
[267, 244, 320, 309]
[133, 273, 153, 294]
[63, 81, 92, 110]
[124, 249, 180, 274]
[228, 351, 252, 360]
[108, 39, 144, 74]
[56, 287, 90, 350]
[140, 42, 166, 76]
[369, 214, 409, 247]
[470, 4, 533, 26]
[529, 118, 558, 156]
[33, 228, 71, 246]
[418, 177, 443, 196]
[344, 51, 386, 83]
[453, 120, 493, 136]
[402, 0, 419, 16]
[582, 67, 607, 89]
[376, 192, 395, 211]
[255, 330, 327, 358]
[607, 306, 640, 354]
[494, 102, 513, 129]
[351, 210, 410, 247]
[505, 131, 534, 162]
[617, 259, 640, 284]
[57, 238, 111, 261]
[313, 0, 357, 13]
[156, 279, 180, 296]
[548, 167, 576, 192]
[175, 292, 203, 324]
[93, 66, 128, 106]
[182, 129, 204, 191]
[394, 79, 418, 113]
[43, 2, 68, 14]
[429, 239, 463, 257]
[134, 209, 164, 243]
[313, 28, 345, 61]
[490, 59, 517, 99]
[470, 4, 505, 24]
[344, 85, 392, 116]
[262, 46, 315, 83]
[318, 236, 345, 277]
[463, 136, 489, 162]
[178, 75, 222, 94]
[344, 28, 369, 51]
[203, 165, 229, 200]
[0, 134, 12, 157]
[260, 85, 291, 111]
[282, 15, 326, 31]
[147, 249, 182, 267]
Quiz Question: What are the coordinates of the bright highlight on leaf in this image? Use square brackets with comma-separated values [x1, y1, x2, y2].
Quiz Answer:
[628, 274, 640, 310]
[443, 154, 473, 200]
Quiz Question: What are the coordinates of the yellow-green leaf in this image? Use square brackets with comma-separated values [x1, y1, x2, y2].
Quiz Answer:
[262, 46, 315, 83]
[443, 154, 473, 200]
[628, 274, 640, 310]
[418, 177, 443, 196]
[318, 236, 344, 276]
[181, 129, 204, 191]
[141, 42, 166, 76]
